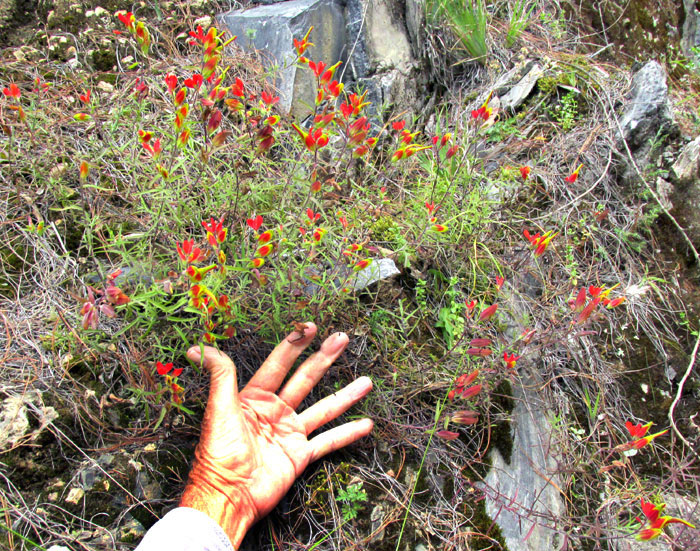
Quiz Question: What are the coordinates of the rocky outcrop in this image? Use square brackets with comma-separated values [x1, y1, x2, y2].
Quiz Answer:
[218, 0, 424, 120]
[478, 273, 565, 551]
[219, 0, 345, 119]
[617, 61, 676, 155]
[616, 61, 678, 186]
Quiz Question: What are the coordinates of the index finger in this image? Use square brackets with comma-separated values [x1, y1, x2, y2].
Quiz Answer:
[243, 322, 318, 393]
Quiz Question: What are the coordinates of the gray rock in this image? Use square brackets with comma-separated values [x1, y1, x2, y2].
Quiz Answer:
[478, 272, 564, 551]
[671, 135, 700, 184]
[0, 391, 59, 452]
[500, 63, 544, 112]
[681, 0, 700, 61]
[219, 0, 345, 119]
[352, 257, 399, 290]
[480, 381, 565, 551]
[670, 136, 700, 248]
[617, 61, 676, 154]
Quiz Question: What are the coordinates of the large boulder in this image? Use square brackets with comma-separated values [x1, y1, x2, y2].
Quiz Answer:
[617, 61, 676, 154]
[219, 0, 424, 121]
[616, 61, 678, 185]
[671, 136, 700, 249]
[219, 0, 345, 119]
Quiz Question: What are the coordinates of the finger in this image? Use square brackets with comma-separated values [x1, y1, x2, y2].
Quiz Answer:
[277, 332, 348, 410]
[187, 345, 240, 419]
[244, 322, 318, 393]
[309, 418, 374, 462]
[298, 376, 373, 435]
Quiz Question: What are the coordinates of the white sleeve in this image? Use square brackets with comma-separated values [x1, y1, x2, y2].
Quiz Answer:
[135, 507, 235, 551]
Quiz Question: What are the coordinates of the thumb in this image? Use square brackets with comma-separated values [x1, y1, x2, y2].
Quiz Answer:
[187, 345, 241, 418]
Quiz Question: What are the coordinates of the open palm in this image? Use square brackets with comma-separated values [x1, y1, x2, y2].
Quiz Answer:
[180, 324, 373, 547]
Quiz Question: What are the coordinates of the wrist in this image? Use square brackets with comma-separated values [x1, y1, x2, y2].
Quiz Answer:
[180, 466, 257, 549]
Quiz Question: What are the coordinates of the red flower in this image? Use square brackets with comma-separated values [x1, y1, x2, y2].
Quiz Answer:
[425, 202, 436, 215]
[176, 240, 203, 264]
[257, 244, 273, 257]
[79, 89, 91, 104]
[565, 163, 583, 183]
[392, 120, 405, 131]
[293, 26, 314, 56]
[117, 10, 135, 30]
[523, 229, 557, 257]
[306, 208, 321, 224]
[471, 91, 493, 121]
[249, 258, 265, 268]
[164, 73, 178, 94]
[625, 421, 653, 439]
[631, 429, 669, 449]
[261, 90, 279, 106]
[432, 224, 448, 232]
[2, 83, 21, 99]
[503, 352, 521, 369]
[461, 384, 482, 399]
[202, 217, 227, 247]
[588, 285, 603, 297]
[79, 161, 89, 181]
[478, 303, 498, 322]
[184, 73, 203, 89]
[292, 123, 328, 151]
[246, 215, 263, 231]
[520, 166, 531, 180]
[156, 361, 173, 375]
[494, 276, 504, 290]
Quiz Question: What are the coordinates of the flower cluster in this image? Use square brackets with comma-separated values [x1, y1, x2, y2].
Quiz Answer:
[2, 82, 26, 123]
[635, 498, 695, 541]
[155, 361, 186, 405]
[570, 284, 625, 325]
[80, 269, 131, 330]
[523, 228, 557, 257]
[115, 11, 151, 54]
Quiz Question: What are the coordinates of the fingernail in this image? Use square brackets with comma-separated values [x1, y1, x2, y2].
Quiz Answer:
[187, 347, 201, 361]
[323, 332, 348, 354]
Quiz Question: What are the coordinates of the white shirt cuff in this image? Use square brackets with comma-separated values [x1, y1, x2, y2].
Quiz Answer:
[135, 507, 235, 551]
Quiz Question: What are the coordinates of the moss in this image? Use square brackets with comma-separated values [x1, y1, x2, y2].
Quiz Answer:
[91, 49, 117, 72]
[490, 380, 515, 464]
[469, 498, 509, 550]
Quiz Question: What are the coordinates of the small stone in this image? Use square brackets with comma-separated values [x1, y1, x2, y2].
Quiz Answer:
[85, 9, 95, 18]
[194, 15, 212, 29]
[94, 6, 108, 17]
[97, 81, 114, 93]
[65, 487, 85, 504]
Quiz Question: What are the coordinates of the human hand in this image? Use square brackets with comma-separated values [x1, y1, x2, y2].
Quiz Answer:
[179, 323, 373, 548]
